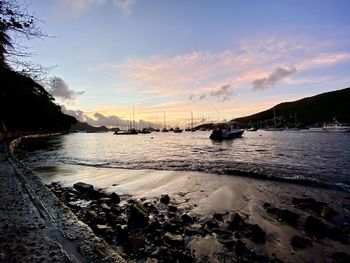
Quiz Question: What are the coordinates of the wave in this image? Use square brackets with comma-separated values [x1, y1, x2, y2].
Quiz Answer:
[55, 158, 350, 193]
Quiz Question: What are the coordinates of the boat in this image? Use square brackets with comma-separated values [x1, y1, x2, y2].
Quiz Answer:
[162, 112, 169, 132]
[139, 128, 151, 134]
[114, 128, 138, 135]
[247, 127, 258, 131]
[210, 127, 245, 140]
[263, 127, 285, 131]
[263, 108, 285, 131]
[174, 127, 183, 133]
[322, 122, 350, 132]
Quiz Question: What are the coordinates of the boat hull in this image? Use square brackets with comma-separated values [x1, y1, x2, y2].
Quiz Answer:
[210, 129, 245, 140]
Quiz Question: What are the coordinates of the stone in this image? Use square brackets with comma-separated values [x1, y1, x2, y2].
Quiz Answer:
[163, 232, 184, 246]
[234, 240, 246, 255]
[320, 207, 338, 220]
[184, 226, 199, 236]
[160, 194, 170, 205]
[73, 182, 93, 193]
[128, 203, 149, 229]
[290, 235, 313, 249]
[109, 192, 120, 203]
[95, 224, 111, 233]
[242, 223, 266, 243]
[99, 197, 112, 204]
[145, 258, 158, 263]
[100, 203, 111, 211]
[218, 236, 235, 247]
[227, 212, 242, 228]
[304, 216, 329, 238]
[129, 236, 147, 250]
[181, 213, 193, 224]
[213, 213, 223, 221]
[86, 210, 98, 222]
[206, 220, 219, 230]
[266, 207, 300, 226]
[168, 205, 178, 212]
[292, 197, 325, 213]
[330, 252, 350, 263]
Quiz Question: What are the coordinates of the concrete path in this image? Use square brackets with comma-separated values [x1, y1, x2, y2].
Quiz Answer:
[0, 140, 126, 263]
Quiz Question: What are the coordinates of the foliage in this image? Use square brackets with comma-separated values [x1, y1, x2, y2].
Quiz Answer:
[0, 69, 76, 131]
[0, 0, 47, 75]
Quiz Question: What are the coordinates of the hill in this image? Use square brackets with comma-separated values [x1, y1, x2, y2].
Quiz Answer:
[70, 120, 109, 133]
[0, 69, 76, 137]
[234, 87, 350, 128]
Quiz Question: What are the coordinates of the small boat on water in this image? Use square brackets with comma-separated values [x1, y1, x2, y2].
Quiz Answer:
[322, 122, 350, 132]
[263, 127, 285, 131]
[247, 127, 258, 131]
[210, 127, 245, 140]
[173, 127, 183, 133]
[114, 128, 138, 135]
[139, 128, 151, 134]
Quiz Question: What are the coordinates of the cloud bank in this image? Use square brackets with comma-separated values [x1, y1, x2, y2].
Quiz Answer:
[252, 66, 297, 90]
[47, 76, 84, 102]
[61, 106, 155, 128]
[101, 37, 350, 103]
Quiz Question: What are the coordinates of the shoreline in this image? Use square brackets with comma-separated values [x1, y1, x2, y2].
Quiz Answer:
[3, 134, 350, 262]
[31, 162, 350, 262]
[0, 137, 126, 262]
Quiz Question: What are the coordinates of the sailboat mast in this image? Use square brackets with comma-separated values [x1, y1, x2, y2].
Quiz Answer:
[163, 112, 166, 129]
[191, 111, 193, 131]
[133, 105, 135, 129]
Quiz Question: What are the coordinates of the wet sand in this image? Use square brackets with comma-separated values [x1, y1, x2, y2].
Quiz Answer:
[39, 163, 350, 262]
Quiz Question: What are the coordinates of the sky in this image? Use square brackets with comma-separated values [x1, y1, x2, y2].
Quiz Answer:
[24, 0, 350, 128]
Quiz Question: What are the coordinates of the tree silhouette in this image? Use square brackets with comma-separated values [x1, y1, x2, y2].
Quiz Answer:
[0, 0, 76, 134]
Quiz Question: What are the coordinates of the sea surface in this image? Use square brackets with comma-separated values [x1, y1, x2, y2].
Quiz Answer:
[17, 130, 350, 192]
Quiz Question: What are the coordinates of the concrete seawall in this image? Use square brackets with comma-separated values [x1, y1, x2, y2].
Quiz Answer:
[0, 136, 126, 263]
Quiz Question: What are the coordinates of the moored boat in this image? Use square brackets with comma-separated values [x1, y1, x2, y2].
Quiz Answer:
[174, 127, 183, 133]
[210, 127, 245, 140]
[114, 128, 138, 135]
[322, 122, 350, 132]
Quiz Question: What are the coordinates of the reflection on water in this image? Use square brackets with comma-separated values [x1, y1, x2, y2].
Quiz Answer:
[17, 130, 350, 192]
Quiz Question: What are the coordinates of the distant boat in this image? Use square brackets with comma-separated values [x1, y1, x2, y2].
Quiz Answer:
[263, 127, 285, 131]
[173, 127, 183, 133]
[139, 128, 151, 134]
[210, 127, 245, 140]
[263, 108, 284, 131]
[322, 122, 350, 132]
[114, 128, 138, 135]
[162, 112, 168, 132]
[247, 127, 258, 131]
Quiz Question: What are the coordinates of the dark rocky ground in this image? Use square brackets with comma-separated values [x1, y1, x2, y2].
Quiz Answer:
[48, 181, 350, 263]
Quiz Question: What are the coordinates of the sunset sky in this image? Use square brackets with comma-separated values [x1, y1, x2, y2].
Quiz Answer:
[27, 0, 350, 128]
